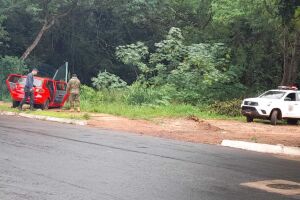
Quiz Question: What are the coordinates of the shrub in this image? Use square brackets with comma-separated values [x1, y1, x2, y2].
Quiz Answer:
[209, 99, 243, 117]
[124, 83, 175, 106]
[100, 89, 126, 103]
[91, 71, 127, 90]
[80, 85, 126, 106]
[80, 85, 104, 104]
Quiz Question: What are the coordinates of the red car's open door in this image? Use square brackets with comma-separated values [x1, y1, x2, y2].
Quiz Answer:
[53, 81, 69, 107]
[6, 74, 22, 92]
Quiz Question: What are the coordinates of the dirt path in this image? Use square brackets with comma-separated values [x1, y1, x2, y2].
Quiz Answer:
[1, 101, 300, 147]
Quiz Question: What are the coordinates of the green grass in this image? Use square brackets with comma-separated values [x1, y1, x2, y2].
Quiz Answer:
[0, 104, 13, 112]
[0, 104, 88, 120]
[80, 101, 243, 120]
[0, 100, 243, 121]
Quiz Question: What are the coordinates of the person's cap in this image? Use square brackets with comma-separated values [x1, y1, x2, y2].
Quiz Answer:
[32, 68, 39, 72]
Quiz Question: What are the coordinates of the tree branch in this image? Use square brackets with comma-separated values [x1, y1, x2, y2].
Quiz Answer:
[20, 0, 78, 61]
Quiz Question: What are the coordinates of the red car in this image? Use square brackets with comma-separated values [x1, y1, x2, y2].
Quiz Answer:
[6, 74, 69, 109]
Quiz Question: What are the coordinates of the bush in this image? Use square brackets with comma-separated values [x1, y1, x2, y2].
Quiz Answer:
[209, 99, 243, 117]
[80, 85, 104, 104]
[124, 83, 175, 106]
[80, 85, 128, 114]
[91, 71, 127, 90]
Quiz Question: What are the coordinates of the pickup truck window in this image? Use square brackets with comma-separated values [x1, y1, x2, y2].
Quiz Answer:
[260, 91, 286, 99]
[284, 93, 296, 101]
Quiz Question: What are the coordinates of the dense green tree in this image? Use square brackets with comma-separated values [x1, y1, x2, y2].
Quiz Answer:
[116, 27, 244, 103]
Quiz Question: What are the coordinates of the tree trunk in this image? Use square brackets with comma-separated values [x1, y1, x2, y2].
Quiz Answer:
[20, 19, 54, 61]
[281, 26, 290, 85]
[20, 0, 76, 61]
[291, 32, 300, 83]
[280, 30, 299, 86]
[21, 20, 54, 61]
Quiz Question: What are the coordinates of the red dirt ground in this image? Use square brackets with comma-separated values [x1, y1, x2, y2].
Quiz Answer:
[88, 114, 300, 147]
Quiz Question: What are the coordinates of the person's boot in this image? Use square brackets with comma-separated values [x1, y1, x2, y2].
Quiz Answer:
[18, 106, 22, 111]
[77, 107, 81, 112]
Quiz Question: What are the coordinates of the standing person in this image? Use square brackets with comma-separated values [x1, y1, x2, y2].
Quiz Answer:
[18, 68, 39, 111]
[67, 74, 81, 112]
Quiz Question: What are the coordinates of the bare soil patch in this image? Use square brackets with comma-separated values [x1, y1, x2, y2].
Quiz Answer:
[88, 114, 224, 144]
[88, 114, 300, 147]
[207, 119, 300, 147]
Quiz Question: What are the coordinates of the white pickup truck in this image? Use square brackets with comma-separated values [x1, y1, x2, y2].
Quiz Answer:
[241, 87, 300, 125]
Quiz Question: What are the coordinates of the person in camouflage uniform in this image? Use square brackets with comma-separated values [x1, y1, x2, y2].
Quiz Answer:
[67, 74, 81, 112]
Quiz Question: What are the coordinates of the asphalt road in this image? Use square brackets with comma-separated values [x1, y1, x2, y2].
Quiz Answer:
[0, 115, 299, 200]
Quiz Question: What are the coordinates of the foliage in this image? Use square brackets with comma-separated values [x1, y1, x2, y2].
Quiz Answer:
[5, 0, 78, 22]
[80, 85, 104, 104]
[117, 27, 245, 103]
[0, 15, 8, 46]
[77, 86, 242, 120]
[0, 56, 28, 100]
[209, 99, 243, 117]
[91, 71, 127, 90]
[211, 0, 284, 87]
[0, 56, 27, 78]
[124, 83, 175, 106]
[0, 0, 299, 113]
[80, 85, 126, 106]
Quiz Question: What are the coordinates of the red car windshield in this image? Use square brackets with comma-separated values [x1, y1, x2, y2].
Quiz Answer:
[18, 77, 43, 87]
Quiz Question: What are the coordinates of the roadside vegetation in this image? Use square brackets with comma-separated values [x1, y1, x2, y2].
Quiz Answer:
[0, 1, 299, 121]
[78, 84, 243, 120]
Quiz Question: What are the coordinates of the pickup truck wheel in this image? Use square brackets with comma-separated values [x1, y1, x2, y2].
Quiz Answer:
[41, 99, 49, 110]
[246, 116, 253, 123]
[287, 119, 298, 125]
[12, 101, 20, 108]
[270, 110, 279, 125]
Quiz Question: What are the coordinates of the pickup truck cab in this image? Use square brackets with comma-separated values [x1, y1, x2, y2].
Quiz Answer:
[241, 86, 300, 125]
[6, 74, 69, 109]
